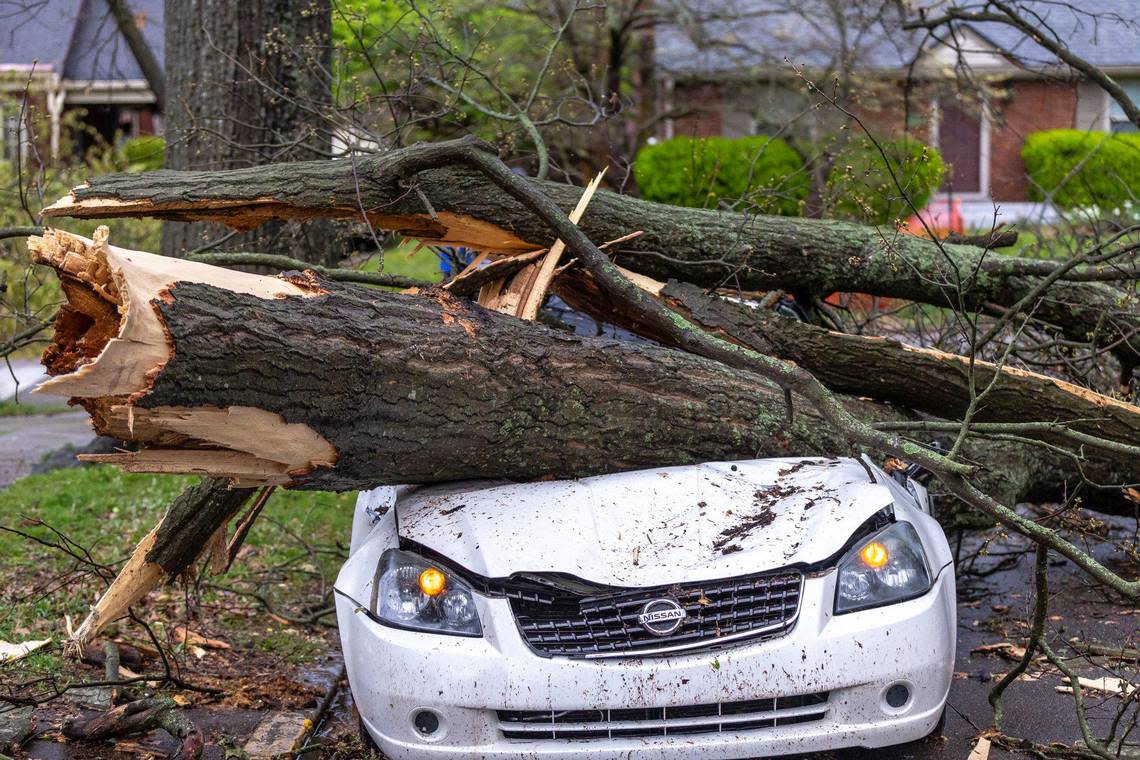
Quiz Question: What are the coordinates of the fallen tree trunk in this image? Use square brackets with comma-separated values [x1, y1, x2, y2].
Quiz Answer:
[562, 276, 1140, 461]
[41, 139, 1140, 367]
[30, 229, 867, 490]
[29, 230, 1134, 515]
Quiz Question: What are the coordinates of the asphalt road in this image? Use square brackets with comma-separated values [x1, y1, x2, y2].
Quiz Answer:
[0, 360, 94, 488]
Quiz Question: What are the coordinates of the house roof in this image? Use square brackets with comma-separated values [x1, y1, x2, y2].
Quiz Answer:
[962, 0, 1140, 71]
[656, 0, 1140, 79]
[655, 1, 922, 77]
[0, 0, 163, 82]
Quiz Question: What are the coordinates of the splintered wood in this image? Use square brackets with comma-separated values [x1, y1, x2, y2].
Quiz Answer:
[29, 228, 337, 485]
[477, 170, 605, 319]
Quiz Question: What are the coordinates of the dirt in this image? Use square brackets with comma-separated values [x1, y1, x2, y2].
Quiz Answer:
[712, 484, 800, 553]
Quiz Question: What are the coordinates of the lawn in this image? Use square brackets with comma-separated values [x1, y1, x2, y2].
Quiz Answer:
[360, 237, 446, 283]
[0, 466, 355, 684]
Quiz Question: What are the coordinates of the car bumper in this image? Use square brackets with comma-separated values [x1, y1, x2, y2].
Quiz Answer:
[336, 566, 955, 759]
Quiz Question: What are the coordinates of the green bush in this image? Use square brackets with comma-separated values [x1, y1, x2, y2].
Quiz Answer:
[823, 136, 944, 225]
[120, 135, 165, 171]
[1, 147, 161, 359]
[633, 135, 809, 215]
[1022, 129, 1140, 208]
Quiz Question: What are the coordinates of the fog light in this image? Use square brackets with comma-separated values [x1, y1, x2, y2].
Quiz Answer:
[885, 683, 911, 708]
[413, 709, 440, 737]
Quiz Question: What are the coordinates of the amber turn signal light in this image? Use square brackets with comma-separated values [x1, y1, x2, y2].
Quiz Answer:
[860, 541, 889, 569]
[418, 567, 447, 596]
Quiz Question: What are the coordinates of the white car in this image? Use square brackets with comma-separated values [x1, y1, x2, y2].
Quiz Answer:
[335, 456, 955, 759]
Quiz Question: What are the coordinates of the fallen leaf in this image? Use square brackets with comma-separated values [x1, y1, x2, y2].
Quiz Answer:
[971, 642, 1027, 660]
[174, 626, 231, 650]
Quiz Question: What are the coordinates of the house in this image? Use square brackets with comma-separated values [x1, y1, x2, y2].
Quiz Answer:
[0, 0, 163, 163]
[654, 0, 1140, 225]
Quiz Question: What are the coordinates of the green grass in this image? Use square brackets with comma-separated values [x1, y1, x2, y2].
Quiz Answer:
[0, 398, 69, 417]
[0, 466, 355, 668]
[362, 239, 445, 284]
[1004, 231, 1081, 260]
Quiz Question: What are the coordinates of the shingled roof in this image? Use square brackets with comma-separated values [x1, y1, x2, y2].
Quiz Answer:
[0, 0, 163, 82]
[656, 0, 1140, 78]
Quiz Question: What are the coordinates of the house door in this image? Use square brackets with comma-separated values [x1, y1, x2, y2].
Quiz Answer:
[938, 102, 983, 194]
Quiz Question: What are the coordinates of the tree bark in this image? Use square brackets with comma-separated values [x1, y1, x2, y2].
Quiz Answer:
[43, 141, 1139, 366]
[31, 232, 852, 491]
[651, 280, 1140, 460]
[29, 229, 1133, 513]
[161, 0, 334, 262]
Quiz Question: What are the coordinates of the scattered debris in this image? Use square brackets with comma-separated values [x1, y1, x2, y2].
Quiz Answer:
[971, 642, 1029, 661]
[968, 736, 991, 760]
[1057, 676, 1136, 698]
[0, 638, 50, 664]
[0, 706, 35, 753]
[174, 627, 231, 650]
[243, 711, 313, 759]
[1068, 639, 1140, 662]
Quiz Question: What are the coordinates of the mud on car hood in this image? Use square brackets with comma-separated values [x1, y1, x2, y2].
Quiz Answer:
[396, 458, 895, 587]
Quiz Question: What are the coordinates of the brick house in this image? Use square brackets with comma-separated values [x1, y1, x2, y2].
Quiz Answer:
[0, 0, 163, 163]
[654, 0, 1140, 224]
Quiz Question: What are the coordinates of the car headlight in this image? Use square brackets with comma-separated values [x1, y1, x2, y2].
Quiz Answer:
[371, 549, 482, 636]
[834, 521, 932, 614]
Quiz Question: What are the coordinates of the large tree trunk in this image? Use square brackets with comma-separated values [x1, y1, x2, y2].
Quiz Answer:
[161, 0, 334, 263]
[30, 230, 856, 491]
[557, 276, 1140, 461]
[29, 229, 1134, 512]
[43, 141, 1140, 370]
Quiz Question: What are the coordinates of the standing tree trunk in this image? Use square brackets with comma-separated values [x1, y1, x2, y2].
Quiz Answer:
[161, 0, 335, 263]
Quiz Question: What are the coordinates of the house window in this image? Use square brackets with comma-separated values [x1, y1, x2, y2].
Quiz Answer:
[933, 98, 989, 197]
[1107, 80, 1140, 132]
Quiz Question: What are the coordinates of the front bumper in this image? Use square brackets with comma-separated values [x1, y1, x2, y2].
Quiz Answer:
[336, 564, 955, 759]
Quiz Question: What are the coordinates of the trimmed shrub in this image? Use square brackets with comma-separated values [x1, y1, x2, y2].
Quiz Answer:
[633, 135, 809, 215]
[823, 136, 944, 225]
[1022, 129, 1140, 208]
[120, 135, 165, 171]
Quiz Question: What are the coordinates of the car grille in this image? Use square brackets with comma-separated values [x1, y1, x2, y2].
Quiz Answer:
[497, 692, 829, 740]
[505, 569, 802, 658]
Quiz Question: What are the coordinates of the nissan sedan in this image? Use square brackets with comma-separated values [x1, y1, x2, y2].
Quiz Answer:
[334, 456, 955, 759]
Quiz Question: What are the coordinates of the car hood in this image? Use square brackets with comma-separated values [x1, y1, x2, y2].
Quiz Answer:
[396, 458, 896, 587]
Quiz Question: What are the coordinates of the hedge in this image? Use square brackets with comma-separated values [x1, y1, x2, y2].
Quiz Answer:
[633, 135, 809, 215]
[823, 136, 945, 225]
[634, 134, 944, 224]
[1022, 129, 1140, 208]
[120, 135, 165, 171]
